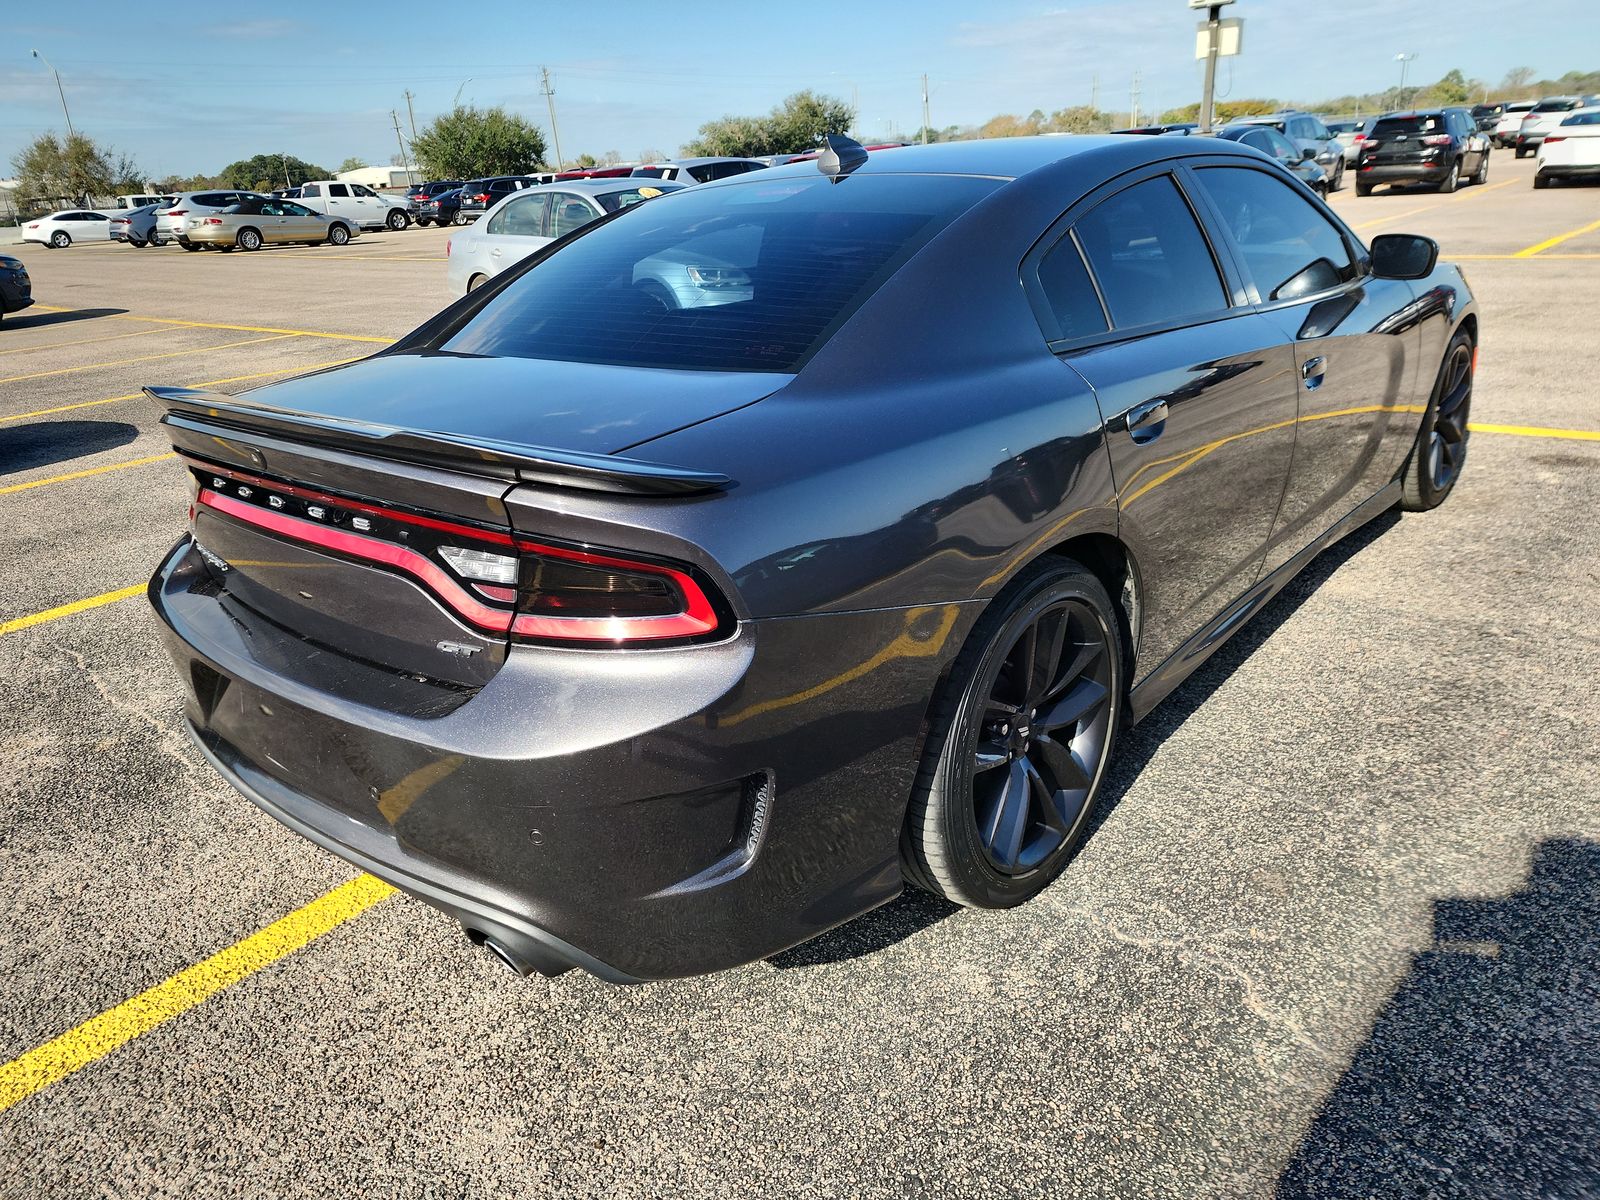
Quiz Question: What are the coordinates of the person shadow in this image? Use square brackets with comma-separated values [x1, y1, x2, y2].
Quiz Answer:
[1277, 837, 1600, 1198]
[770, 511, 1402, 970]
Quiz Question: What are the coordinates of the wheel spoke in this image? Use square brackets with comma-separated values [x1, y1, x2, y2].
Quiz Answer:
[1022, 758, 1069, 835]
[1027, 611, 1068, 706]
[1032, 732, 1091, 791]
[986, 758, 1031, 870]
[973, 743, 1010, 774]
[1437, 414, 1463, 445]
[1044, 638, 1104, 702]
[1012, 622, 1038, 707]
[1037, 677, 1108, 733]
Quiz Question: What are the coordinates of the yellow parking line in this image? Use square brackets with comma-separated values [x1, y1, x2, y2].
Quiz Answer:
[0, 334, 294, 386]
[1453, 253, 1600, 260]
[0, 453, 176, 495]
[1469, 421, 1600, 441]
[0, 875, 396, 1115]
[0, 356, 365, 423]
[1349, 178, 1516, 231]
[0, 584, 147, 637]
[1513, 216, 1600, 258]
[0, 327, 169, 357]
[28, 305, 397, 344]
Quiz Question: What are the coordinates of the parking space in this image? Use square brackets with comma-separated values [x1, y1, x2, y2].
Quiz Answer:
[1, 151, 1598, 1197]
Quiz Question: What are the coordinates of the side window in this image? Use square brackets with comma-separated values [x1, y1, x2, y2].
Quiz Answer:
[328, 184, 350, 197]
[351, 185, 376, 197]
[1072, 175, 1227, 330]
[549, 195, 594, 238]
[488, 193, 548, 236]
[1197, 166, 1355, 302]
[1036, 233, 1109, 341]
[302, 184, 321, 198]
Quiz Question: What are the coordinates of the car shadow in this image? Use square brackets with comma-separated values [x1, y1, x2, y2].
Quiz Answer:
[769, 509, 1403, 971]
[0, 420, 140, 476]
[2, 307, 129, 329]
[1276, 837, 1600, 1197]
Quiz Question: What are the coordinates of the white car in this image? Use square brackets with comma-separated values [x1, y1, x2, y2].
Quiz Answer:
[297, 181, 411, 231]
[1535, 107, 1600, 188]
[1492, 101, 1537, 147]
[21, 209, 113, 248]
[446, 178, 686, 295]
[1515, 96, 1600, 157]
[158, 190, 270, 247]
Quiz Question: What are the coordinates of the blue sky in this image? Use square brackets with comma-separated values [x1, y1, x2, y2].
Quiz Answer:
[3, 0, 1594, 178]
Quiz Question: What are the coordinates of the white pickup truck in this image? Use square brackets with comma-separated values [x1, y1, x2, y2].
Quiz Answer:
[296, 181, 412, 231]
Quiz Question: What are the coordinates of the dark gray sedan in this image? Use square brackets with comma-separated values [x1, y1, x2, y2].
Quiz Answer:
[146, 134, 1476, 982]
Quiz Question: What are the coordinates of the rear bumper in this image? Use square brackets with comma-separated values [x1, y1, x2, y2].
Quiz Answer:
[150, 537, 961, 980]
[1538, 163, 1600, 178]
[1, 282, 32, 314]
[1359, 161, 1452, 183]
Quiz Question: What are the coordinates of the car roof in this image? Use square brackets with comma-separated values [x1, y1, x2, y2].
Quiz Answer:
[709, 134, 1265, 187]
[535, 178, 688, 194]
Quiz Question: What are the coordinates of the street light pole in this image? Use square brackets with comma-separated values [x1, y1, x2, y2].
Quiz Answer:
[30, 50, 75, 139]
[452, 77, 473, 108]
[1198, 3, 1223, 133]
[1395, 52, 1418, 108]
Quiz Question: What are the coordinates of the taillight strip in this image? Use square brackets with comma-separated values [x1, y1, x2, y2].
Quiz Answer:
[196, 487, 719, 643]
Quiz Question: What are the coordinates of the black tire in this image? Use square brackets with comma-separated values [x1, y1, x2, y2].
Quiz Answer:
[49, 231, 70, 248]
[1356, 180, 1374, 197]
[1533, 172, 1552, 190]
[902, 559, 1125, 909]
[179, 238, 200, 252]
[1473, 152, 1489, 185]
[237, 227, 263, 252]
[1328, 158, 1344, 193]
[1399, 329, 1474, 512]
[1437, 160, 1459, 193]
[416, 217, 432, 227]
[130, 236, 147, 248]
[385, 208, 409, 231]
[328, 223, 351, 246]
[466, 273, 487, 293]
[1515, 145, 1529, 159]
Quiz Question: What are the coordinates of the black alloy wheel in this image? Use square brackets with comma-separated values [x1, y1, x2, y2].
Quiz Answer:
[1400, 331, 1473, 511]
[903, 560, 1124, 908]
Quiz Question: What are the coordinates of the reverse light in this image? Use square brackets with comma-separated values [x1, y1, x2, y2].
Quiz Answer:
[440, 545, 519, 585]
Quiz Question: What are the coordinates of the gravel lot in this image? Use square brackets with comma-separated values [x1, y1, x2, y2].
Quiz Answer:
[1, 153, 1597, 1199]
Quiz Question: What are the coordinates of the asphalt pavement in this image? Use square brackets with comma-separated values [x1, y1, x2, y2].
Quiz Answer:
[1, 153, 1598, 1199]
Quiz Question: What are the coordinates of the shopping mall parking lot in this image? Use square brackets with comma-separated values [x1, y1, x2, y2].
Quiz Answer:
[2, 154, 1598, 1198]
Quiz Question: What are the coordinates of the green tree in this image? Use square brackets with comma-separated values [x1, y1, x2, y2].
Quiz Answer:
[1420, 69, 1471, 106]
[11, 132, 141, 206]
[410, 106, 549, 179]
[217, 153, 330, 191]
[683, 91, 855, 157]
[338, 155, 368, 173]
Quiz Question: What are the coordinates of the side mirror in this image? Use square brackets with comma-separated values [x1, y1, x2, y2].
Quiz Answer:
[1301, 146, 1317, 161]
[1370, 233, 1439, 280]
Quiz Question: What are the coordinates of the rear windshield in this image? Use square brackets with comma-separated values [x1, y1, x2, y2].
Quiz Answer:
[442, 173, 1000, 373]
[1371, 115, 1445, 139]
[1532, 100, 1579, 112]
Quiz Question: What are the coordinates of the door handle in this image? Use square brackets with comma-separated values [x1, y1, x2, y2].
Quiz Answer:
[1125, 399, 1169, 444]
[1301, 356, 1327, 390]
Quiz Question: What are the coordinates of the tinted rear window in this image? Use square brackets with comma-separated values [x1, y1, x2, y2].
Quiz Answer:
[442, 174, 1000, 373]
[1532, 100, 1579, 112]
[1372, 115, 1444, 139]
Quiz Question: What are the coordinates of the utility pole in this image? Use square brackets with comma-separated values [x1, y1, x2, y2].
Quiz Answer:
[541, 66, 565, 170]
[403, 89, 419, 143]
[1198, 3, 1223, 132]
[921, 74, 931, 143]
[1090, 74, 1099, 116]
[390, 110, 413, 183]
[1395, 52, 1418, 108]
[1130, 69, 1141, 129]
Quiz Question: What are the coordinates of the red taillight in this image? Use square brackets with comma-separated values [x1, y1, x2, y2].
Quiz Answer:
[113, 218, 130, 225]
[165, 209, 187, 216]
[445, 238, 451, 256]
[1544, 136, 1566, 144]
[203, 217, 223, 225]
[193, 469, 724, 644]
[1421, 135, 1452, 145]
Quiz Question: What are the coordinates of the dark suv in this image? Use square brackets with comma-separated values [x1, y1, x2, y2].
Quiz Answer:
[458, 176, 541, 223]
[407, 180, 462, 227]
[1356, 108, 1491, 195]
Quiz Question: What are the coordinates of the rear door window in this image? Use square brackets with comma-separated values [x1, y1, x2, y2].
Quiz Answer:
[1036, 234, 1110, 341]
[301, 184, 321, 198]
[1197, 166, 1355, 302]
[328, 184, 350, 197]
[548, 194, 596, 238]
[1071, 175, 1228, 329]
[487, 193, 548, 236]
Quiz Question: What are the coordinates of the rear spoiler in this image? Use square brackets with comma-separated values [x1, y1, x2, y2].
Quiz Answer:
[144, 386, 732, 497]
